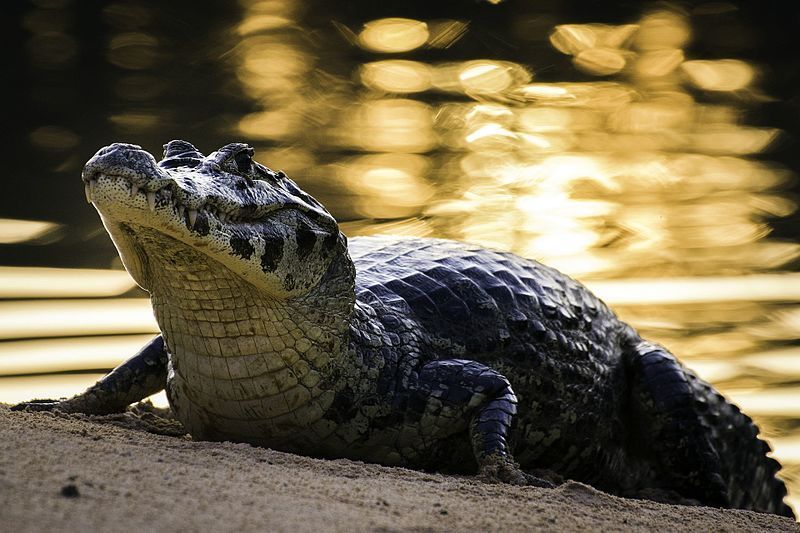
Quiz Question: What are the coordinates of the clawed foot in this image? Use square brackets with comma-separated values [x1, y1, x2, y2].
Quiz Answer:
[478, 454, 556, 488]
[12, 393, 128, 416]
[10, 398, 74, 412]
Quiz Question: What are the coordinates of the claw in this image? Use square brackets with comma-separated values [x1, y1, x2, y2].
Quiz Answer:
[478, 453, 555, 488]
[10, 399, 67, 412]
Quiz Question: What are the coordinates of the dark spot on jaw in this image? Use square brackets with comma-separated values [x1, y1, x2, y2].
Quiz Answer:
[283, 273, 295, 291]
[240, 204, 258, 218]
[193, 212, 210, 236]
[322, 232, 339, 251]
[295, 222, 317, 259]
[261, 236, 284, 272]
[230, 237, 255, 260]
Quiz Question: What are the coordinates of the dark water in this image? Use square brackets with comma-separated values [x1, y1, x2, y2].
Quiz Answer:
[2, 0, 799, 514]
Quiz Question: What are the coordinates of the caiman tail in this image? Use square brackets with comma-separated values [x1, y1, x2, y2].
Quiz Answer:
[684, 368, 793, 517]
[625, 338, 794, 517]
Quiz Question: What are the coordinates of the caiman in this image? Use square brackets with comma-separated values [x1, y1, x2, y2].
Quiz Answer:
[13, 140, 794, 517]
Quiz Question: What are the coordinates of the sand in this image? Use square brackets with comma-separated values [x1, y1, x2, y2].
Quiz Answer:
[0, 405, 796, 532]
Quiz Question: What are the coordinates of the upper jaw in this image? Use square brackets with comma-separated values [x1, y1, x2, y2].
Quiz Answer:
[82, 143, 170, 190]
[82, 144, 206, 229]
[82, 143, 272, 229]
[81, 142, 336, 233]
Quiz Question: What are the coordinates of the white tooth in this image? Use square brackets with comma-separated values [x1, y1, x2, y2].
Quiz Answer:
[89, 179, 97, 200]
[178, 204, 185, 218]
[146, 191, 156, 211]
[130, 184, 139, 198]
[84, 182, 93, 203]
[188, 209, 198, 228]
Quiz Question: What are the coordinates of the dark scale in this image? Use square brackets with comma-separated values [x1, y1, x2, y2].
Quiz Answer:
[260, 236, 283, 272]
[295, 221, 318, 260]
[229, 236, 255, 260]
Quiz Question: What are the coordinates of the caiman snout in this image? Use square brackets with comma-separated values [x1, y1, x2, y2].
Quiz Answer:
[95, 142, 142, 156]
[82, 143, 165, 185]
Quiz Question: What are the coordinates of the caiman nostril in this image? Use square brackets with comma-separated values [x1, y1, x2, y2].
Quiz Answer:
[96, 143, 142, 156]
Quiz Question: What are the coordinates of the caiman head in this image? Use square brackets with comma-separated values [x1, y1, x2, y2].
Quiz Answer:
[82, 140, 349, 301]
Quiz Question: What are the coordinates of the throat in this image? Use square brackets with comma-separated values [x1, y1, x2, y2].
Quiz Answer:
[125, 226, 358, 442]
[148, 252, 347, 377]
[134, 230, 354, 429]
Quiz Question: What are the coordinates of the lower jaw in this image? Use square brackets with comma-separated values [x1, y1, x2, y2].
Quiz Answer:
[91, 173, 235, 231]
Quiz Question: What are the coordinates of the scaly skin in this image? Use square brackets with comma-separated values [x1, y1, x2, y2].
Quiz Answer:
[13, 141, 794, 517]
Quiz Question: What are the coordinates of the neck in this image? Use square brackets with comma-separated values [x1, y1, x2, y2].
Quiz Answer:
[133, 226, 356, 438]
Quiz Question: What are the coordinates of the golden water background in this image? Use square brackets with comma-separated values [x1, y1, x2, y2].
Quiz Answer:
[2, 0, 799, 514]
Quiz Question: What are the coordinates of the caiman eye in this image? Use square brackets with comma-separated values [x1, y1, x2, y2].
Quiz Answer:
[233, 148, 254, 174]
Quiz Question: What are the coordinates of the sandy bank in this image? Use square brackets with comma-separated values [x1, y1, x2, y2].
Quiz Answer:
[0, 405, 795, 532]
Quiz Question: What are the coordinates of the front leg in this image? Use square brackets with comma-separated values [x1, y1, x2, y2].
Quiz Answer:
[410, 359, 552, 487]
[12, 335, 168, 415]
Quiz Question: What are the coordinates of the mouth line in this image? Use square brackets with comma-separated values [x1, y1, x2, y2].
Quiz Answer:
[84, 172, 276, 229]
